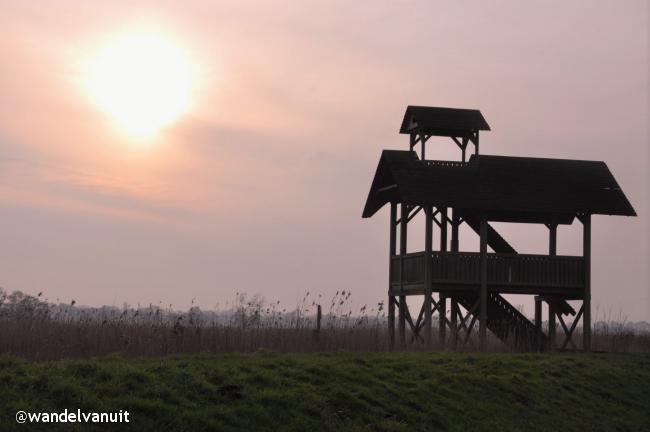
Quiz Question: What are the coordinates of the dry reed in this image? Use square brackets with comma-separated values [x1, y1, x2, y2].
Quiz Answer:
[0, 288, 648, 360]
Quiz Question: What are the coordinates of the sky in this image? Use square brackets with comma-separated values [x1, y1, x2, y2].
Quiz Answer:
[0, 1, 648, 320]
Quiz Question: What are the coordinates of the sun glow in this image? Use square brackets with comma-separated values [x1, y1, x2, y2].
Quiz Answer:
[82, 28, 198, 139]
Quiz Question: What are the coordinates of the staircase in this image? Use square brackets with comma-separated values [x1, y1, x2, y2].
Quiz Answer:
[454, 292, 542, 350]
[454, 214, 547, 350]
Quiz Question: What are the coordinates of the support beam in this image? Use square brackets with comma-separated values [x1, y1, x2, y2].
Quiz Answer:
[438, 207, 448, 345]
[440, 207, 448, 253]
[557, 314, 576, 350]
[582, 214, 592, 352]
[399, 204, 408, 346]
[412, 130, 429, 160]
[388, 202, 397, 349]
[413, 302, 426, 337]
[549, 223, 557, 256]
[450, 208, 459, 350]
[450, 209, 460, 253]
[479, 218, 488, 351]
[438, 295, 446, 346]
[462, 137, 469, 162]
[407, 206, 422, 223]
[459, 299, 480, 333]
[402, 302, 417, 334]
[465, 315, 479, 345]
[534, 297, 542, 352]
[546, 223, 558, 351]
[561, 305, 584, 350]
[450, 300, 458, 349]
[394, 206, 421, 225]
[548, 302, 556, 351]
[424, 206, 433, 345]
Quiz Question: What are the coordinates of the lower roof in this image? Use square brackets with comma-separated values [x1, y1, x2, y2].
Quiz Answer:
[362, 151, 636, 222]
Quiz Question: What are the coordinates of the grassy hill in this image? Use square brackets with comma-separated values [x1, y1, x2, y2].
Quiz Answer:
[1, 352, 649, 431]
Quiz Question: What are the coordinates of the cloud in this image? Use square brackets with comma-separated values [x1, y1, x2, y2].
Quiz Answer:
[0, 0, 647, 318]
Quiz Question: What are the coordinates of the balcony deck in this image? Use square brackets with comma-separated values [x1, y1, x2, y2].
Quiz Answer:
[390, 251, 585, 299]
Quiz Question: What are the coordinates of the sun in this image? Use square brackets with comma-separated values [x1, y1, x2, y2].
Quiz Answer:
[82, 28, 198, 139]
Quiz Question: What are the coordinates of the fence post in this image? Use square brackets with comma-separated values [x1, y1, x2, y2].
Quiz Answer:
[314, 304, 322, 343]
[316, 304, 322, 332]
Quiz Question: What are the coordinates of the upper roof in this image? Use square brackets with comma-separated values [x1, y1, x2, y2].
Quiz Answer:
[399, 106, 491, 135]
[362, 151, 636, 222]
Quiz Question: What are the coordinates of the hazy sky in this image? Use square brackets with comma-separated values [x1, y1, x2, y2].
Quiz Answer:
[0, 1, 648, 320]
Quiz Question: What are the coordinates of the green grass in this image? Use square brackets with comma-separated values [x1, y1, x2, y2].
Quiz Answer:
[0, 352, 649, 431]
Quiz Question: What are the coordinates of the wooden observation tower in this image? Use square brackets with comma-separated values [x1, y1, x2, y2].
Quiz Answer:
[362, 106, 636, 351]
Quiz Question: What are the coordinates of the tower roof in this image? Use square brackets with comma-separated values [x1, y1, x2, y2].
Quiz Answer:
[399, 106, 491, 136]
[362, 151, 636, 222]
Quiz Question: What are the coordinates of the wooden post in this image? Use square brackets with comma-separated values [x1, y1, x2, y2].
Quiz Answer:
[582, 214, 592, 352]
[461, 137, 468, 163]
[548, 302, 556, 351]
[440, 207, 448, 253]
[438, 295, 446, 346]
[534, 297, 542, 352]
[479, 217, 488, 351]
[547, 223, 558, 351]
[549, 223, 557, 256]
[439, 207, 448, 345]
[450, 301, 458, 349]
[399, 203, 408, 346]
[388, 202, 397, 348]
[424, 205, 433, 345]
[450, 209, 459, 253]
[450, 208, 460, 350]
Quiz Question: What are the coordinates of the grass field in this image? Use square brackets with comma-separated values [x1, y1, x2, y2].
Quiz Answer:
[1, 352, 649, 432]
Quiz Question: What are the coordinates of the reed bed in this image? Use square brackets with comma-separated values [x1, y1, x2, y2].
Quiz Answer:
[1, 288, 648, 360]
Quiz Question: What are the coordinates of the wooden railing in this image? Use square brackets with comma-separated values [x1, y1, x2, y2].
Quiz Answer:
[390, 251, 585, 294]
